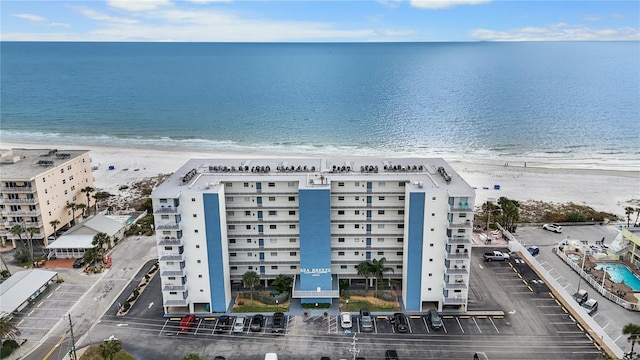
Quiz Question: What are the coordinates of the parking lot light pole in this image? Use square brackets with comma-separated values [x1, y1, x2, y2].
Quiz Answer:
[275, 299, 279, 312]
[577, 252, 587, 291]
[346, 299, 349, 312]
[601, 266, 609, 291]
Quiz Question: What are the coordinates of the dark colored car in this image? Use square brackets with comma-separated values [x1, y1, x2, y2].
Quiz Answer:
[251, 314, 265, 332]
[527, 246, 540, 256]
[385, 349, 399, 360]
[214, 357, 226, 360]
[271, 312, 285, 333]
[392, 313, 408, 333]
[215, 315, 232, 333]
[427, 309, 443, 330]
[72, 258, 85, 268]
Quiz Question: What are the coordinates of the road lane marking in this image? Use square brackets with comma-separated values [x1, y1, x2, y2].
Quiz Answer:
[42, 335, 65, 360]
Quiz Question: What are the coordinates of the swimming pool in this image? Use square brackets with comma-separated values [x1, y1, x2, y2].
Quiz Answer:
[567, 254, 581, 262]
[595, 263, 640, 291]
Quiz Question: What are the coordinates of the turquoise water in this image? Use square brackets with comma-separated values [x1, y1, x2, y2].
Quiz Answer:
[1, 42, 638, 168]
[595, 263, 640, 291]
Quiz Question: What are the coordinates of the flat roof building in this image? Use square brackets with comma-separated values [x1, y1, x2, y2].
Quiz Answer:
[0, 148, 94, 248]
[152, 158, 475, 314]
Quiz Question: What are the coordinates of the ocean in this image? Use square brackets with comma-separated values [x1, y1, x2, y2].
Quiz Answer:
[1, 42, 638, 170]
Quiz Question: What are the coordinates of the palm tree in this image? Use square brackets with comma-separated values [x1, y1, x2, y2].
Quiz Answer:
[242, 270, 260, 301]
[66, 202, 78, 225]
[9, 225, 25, 247]
[81, 186, 95, 216]
[92, 232, 110, 261]
[25, 227, 40, 265]
[634, 208, 640, 227]
[623, 323, 640, 356]
[357, 261, 373, 292]
[626, 207, 636, 227]
[370, 257, 394, 297]
[75, 203, 87, 219]
[49, 219, 60, 240]
[0, 317, 18, 340]
[99, 338, 122, 360]
[93, 191, 111, 215]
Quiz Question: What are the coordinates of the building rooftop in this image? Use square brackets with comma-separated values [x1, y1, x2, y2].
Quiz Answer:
[65, 214, 125, 237]
[0, 148, 90, 180]
[153, 158, 474, 198]
[0, 269, 58, 318]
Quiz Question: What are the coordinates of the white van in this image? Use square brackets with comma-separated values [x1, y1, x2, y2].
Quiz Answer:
[264, 353, 278, 360]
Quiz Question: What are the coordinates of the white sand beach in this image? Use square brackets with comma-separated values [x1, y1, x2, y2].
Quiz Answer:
[3, 141, 639, 218]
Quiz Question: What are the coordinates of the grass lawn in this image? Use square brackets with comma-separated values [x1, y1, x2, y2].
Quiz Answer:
[340, 297, 400, 312]
[232, 299, 290, 313]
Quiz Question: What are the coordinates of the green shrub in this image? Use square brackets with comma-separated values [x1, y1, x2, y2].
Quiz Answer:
[1, 339, 19, 357]
[375, 291, 396, 301]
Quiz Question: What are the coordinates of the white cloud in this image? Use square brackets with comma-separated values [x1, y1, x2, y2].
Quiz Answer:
[469, 23, 640, 41]
[12, 13, 46, 22]
[77, 7, 140, 24]
[50, 22, 71, 28]
[378, 0, 403, 9]
[107, 0, 172, 12]
[410, 0, 491, 10]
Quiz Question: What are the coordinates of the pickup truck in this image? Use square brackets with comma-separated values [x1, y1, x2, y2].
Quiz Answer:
[483, 251, 509, 262]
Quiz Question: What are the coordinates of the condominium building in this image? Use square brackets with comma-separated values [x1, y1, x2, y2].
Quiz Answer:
[0, 148, 94, 248]
[152, 158, 475, 314]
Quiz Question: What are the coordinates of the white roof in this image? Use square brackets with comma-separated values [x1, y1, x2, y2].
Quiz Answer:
[67, 214, 124, 237]
[0, 269, 58, 317]
[46, 234, 95, 249]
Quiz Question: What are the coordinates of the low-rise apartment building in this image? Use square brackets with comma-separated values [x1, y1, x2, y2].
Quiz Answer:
[151, 158, 475, 314]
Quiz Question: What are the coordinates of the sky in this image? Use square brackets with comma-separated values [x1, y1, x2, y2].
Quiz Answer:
[1, 0, 639, 42]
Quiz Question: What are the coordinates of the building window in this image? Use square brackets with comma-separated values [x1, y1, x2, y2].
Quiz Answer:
[338, 224, 344, 229]
[64, 190, 68, 195]
[270, 238, 277, 243]
[244, 196, 250, 202]
[249, 266, 253, 270]
[192, 198, 196, 202]
[247, 239, 252, 243]
[246, 225, 252, 230]
[244, 182, 249, 187]
[428, 273, 432, 277]
[161, 215, 169, 219]
[355, 196, 359, 201]
[430, 243, 434, 247]
[378, 238, 384, 242]
[289, 196, 295, 201]
[290, 265, 297, 269]
[270, 252, 277, 256]
[193, 214, 197, 218]
[378, 181, 385, 187]
[168, 276, 176, 280]
[225, 183, 232, 187]
[338, 238, 345, 243]
[160, 199, 167, 203]
[338, 182, 344, 187]
[231, 266, 237, 270]
[270, 225, 277, 229]
[432, 197, 436, 200]
[338, 252, 345, 256]
[248, 252, 252, 256]
[164, 246, 173, 250]
[289, 238, 296, 243]
[289, 224, 296, 229]
[398, 182, 404, 187]
[338, 210, 345, 215]
[230, 253, 237, 257]
[271, 266, 278, 269]
[268, 182, 275, 187]
[460, 213, 467, 218]
[60, 169, 64, 174]
[431, 228, 435, 232]
[397, 251, 403, 256]
[269, 210, 277, 216]
[194, 230, 199, 233]
[397, 238, 403, 242]
[170, 291, 177, 295]
[244, 211, 250, 216]
[432, 213, 435, 216]
[354, 224, 360, 229]
[269, 196, 276, 201]
[340, 265, 348, 269]
[338, 196, 344, 201]
[227, 211, 235, 216]
[399, 196, 405, 201]
[355, 251, 359, 255]
[355, 182, 360, 186]
[397, 224, 404, 229]
[429, 258, 433, 262]
[290, 251, 297, 256]
[378, 196, 385, 201]
[229, 239, 236, 243]
[197, 260, 201, 263]
[378, 210, 385, 215]
[289, 210, 296, 215]
[377, 251, 384, 255]
[355, 210, 360, 215]
[398, 210, 404, 215]
[70, 186, 75, 191]
[288, 182, 296, 187]
[198, 275, 203, 278]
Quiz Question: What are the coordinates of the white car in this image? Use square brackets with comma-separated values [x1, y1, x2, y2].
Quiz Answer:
[340, 312, 352, 329]
[543, 223, 562, 233]
[232, 316, 246, 333]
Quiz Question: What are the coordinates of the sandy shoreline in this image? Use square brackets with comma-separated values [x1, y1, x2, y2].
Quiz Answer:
[2, 141, 638, 218]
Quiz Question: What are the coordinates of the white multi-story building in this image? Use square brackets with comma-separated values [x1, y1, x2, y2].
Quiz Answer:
[152, 158, 475, 314]
[0, 148, 94, 248]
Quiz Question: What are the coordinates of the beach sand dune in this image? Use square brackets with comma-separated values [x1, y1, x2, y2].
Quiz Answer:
[3, 141, 638, 218]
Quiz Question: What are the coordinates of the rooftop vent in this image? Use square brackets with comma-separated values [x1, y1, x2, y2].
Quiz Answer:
[181, 168, 198, 184]
[37, 160, 54, 166]
[437, 166, 452, 183]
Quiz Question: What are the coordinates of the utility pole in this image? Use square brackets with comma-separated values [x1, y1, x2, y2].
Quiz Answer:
[348, 333, 360, 360]
[68, 314, 77, 360]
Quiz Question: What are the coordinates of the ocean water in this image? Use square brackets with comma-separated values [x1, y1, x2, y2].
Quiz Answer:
[1, 42, 638, 169]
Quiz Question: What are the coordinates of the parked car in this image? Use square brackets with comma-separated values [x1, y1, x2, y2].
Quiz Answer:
[359, 308, 373, 332]
[215, 315, 232, 333]
[250, 314, 265, 332]
[392, 313, 409, 333]
[233, 316, 246, 333]
[385, 349, 399, 360]
[572, 289, 589, 305]
[271, 312, 285, 333]
[340, 312, 352, 329]
[527, 246, 540, 256]
[264, 354, 278, 360]
[177, 314, 196, 333]
[213, 357, 226, 360]
[473, 352, 489, 360]
[483, 251, 509, 262]
[427, 309, 443, 330]
[542, 223, 562, 233]
[72, 258, 85, 268]
[582, 299, 598, 315]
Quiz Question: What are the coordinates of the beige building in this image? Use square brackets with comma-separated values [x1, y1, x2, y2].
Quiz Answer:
[0, 148, 94, 248]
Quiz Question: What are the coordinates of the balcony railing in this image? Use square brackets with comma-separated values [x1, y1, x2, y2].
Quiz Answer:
[448, 220, 473, 229]
[163, 298, 189, 307]
[444, 248, 470, 260]
[447, 236, 473, 244]
[161, 269, 187, 277]
[443, 264, 469, 275]
[5, 221, 43, 228]
[442, 295, 467, 305]
[448, 204, 473, 213]
[156, 223, 182, 231]
[154, 205, 181, 214]
[291, 289, 340, 298]
[159, 253, 185, 262]
[157, 237, 184, 246]
[1, 186, 37, 193]
[0, 198, 38, 205]
[443, 281, 468, 290]
[162, 284, 187, 292]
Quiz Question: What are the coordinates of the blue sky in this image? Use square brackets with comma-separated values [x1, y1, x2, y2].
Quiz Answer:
[1, 0, 638, 42]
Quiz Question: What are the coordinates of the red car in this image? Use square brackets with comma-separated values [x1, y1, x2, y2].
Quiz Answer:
[178, 314, 197, 333]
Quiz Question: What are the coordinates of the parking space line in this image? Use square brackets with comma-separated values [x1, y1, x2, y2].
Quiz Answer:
[577, 324, 584, 332]
[455, 317, 464, 333]
[46, 293, 54, 299]
[37, 301, 44, 308]
[614, 335, 623, 342]
[17, 319, 24, 326]
[472, 317, 482, 333]
[442, 320, 448, 333]
[159, 319, 170, 335]
[422, 317, 430, 334]
[407, 318, 413, 333]
[488, 317, 499, 333]
[55, 285, 61, 291]
[27, 309, 35, 316]
[602, 322, 610, 330]
[194, 318, 203, 334]
[373, 317, 378, 333]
